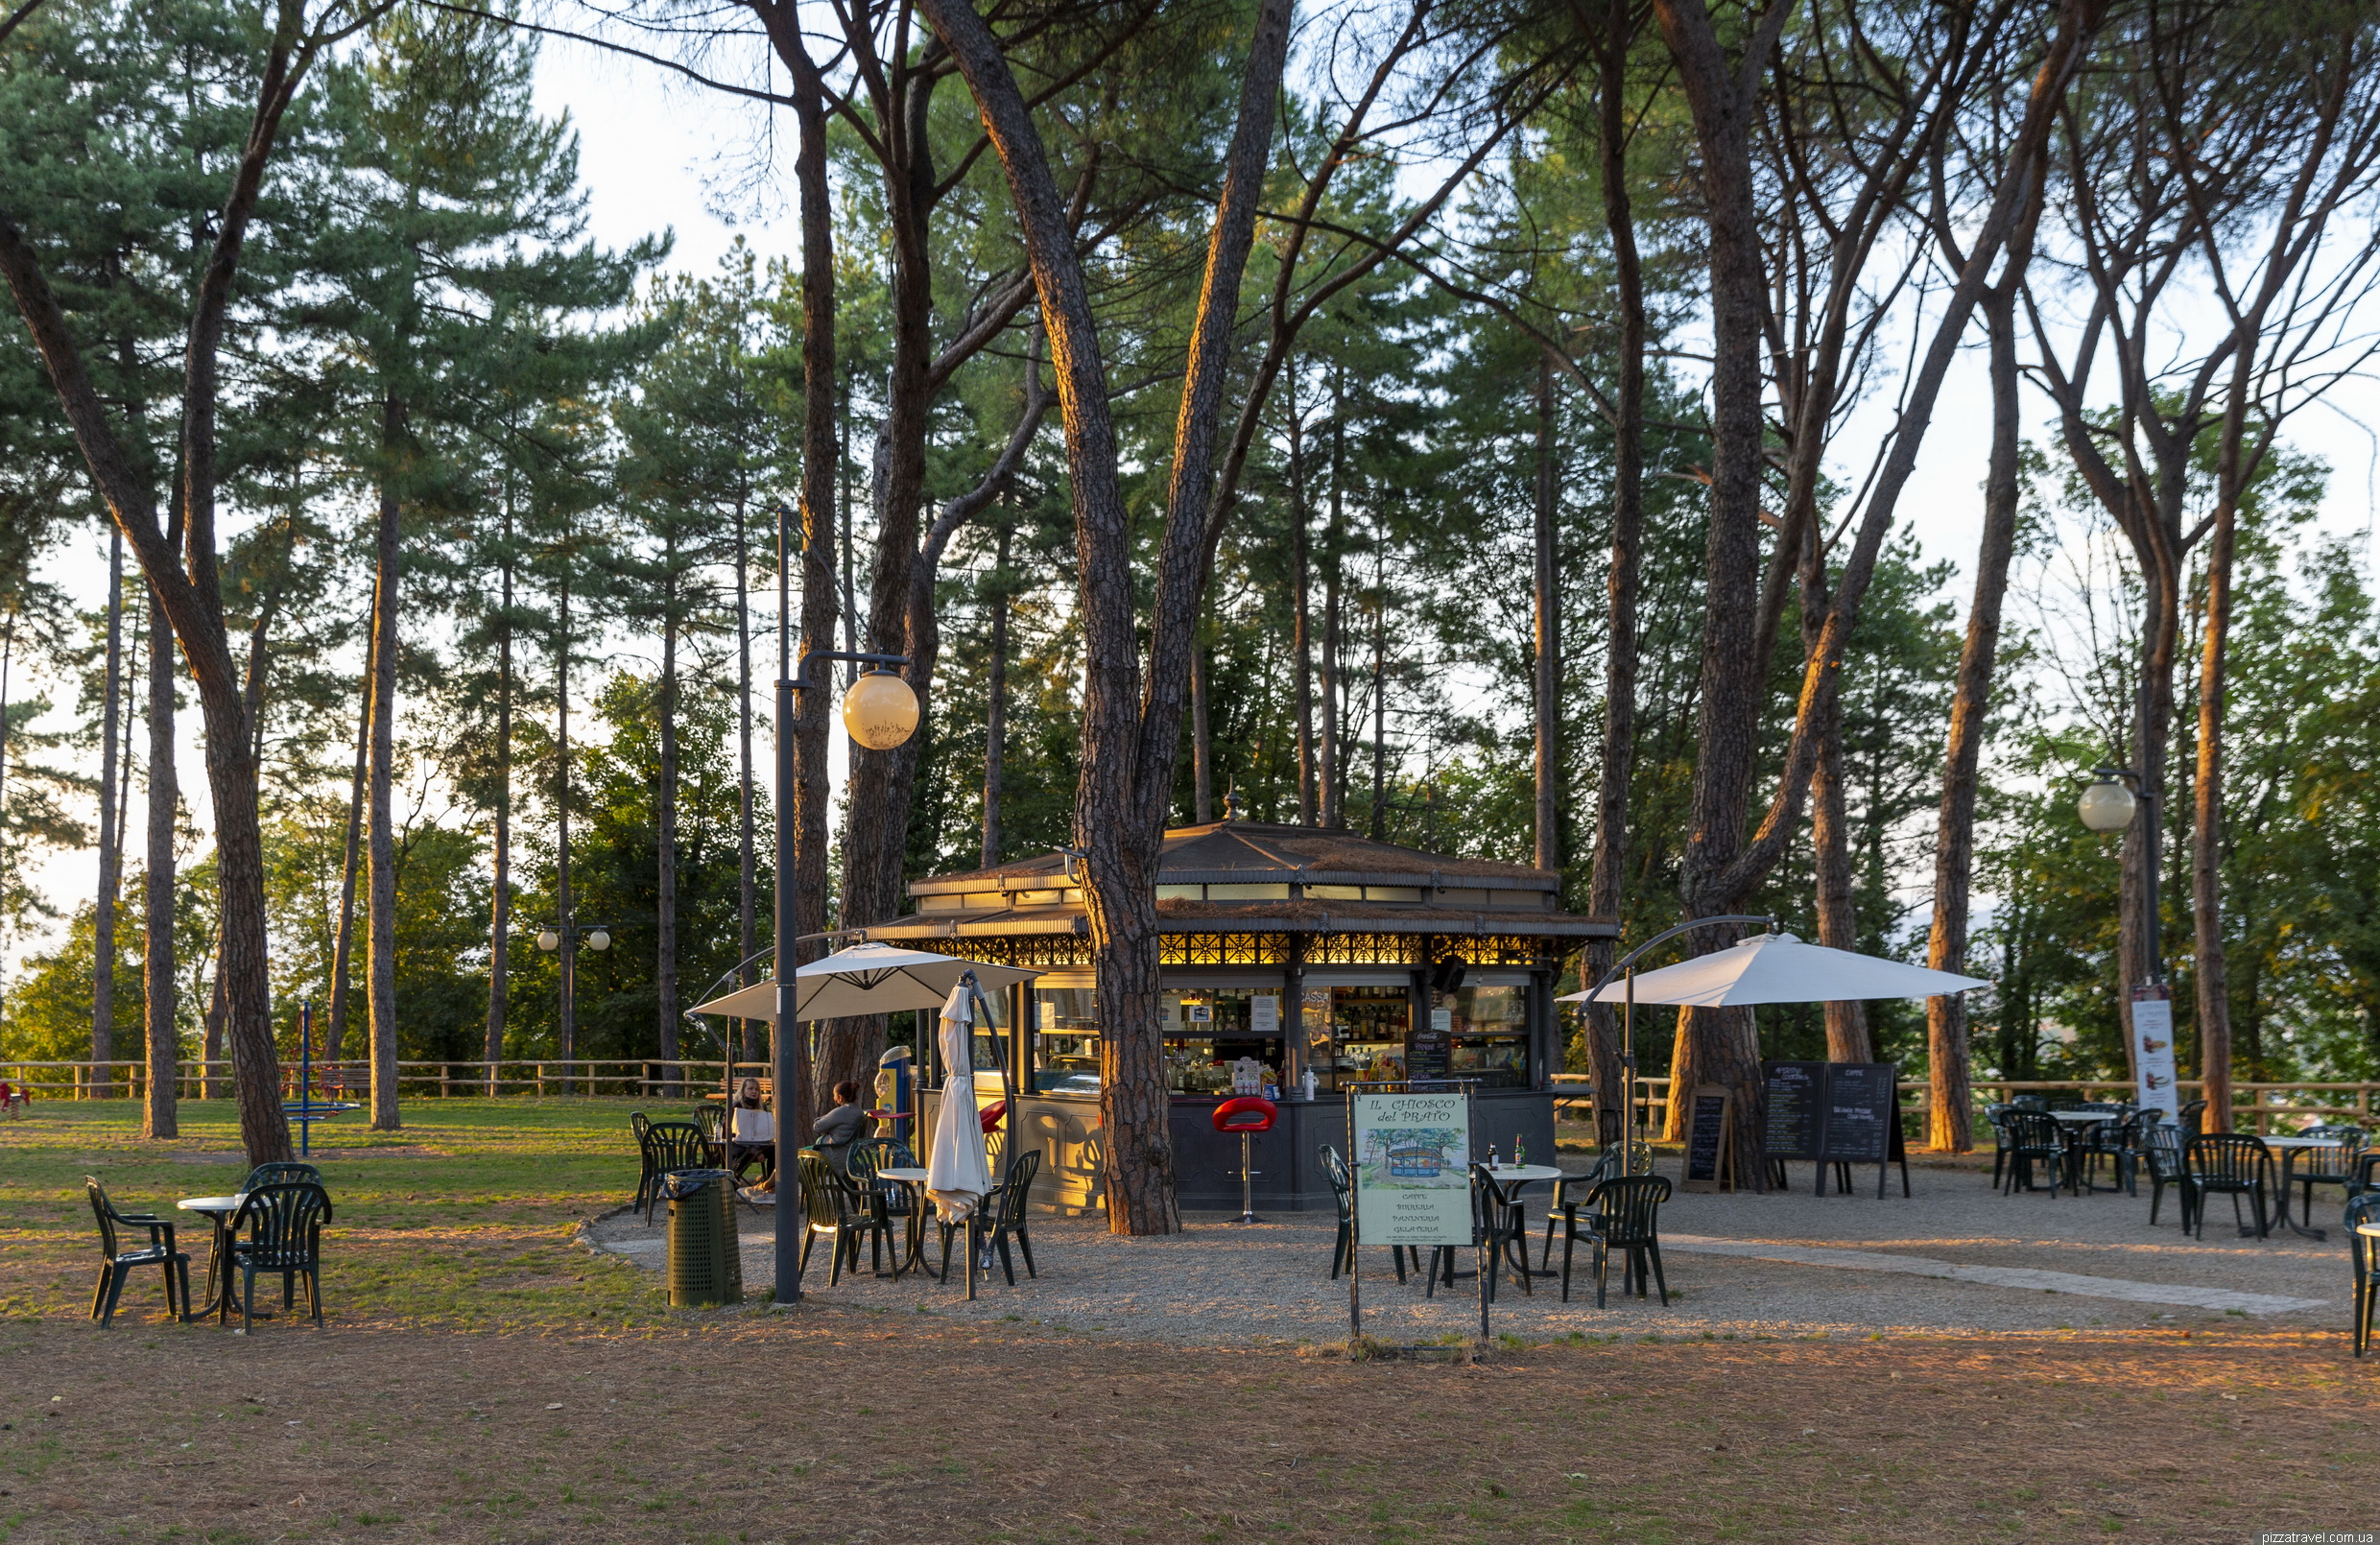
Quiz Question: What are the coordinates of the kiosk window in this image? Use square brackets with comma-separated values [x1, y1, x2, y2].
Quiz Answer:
[1305, 985, 1412, 1092]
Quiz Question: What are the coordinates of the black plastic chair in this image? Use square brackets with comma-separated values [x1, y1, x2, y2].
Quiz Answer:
[795, 1150, 885, 1286]
[1319, 1146, 1414, 1283]
[2081, 1109, 2154, 1195]
[640, 1121, 709, 1224]
[85, 1177, 192, 1328]
[1981, 1105, 2016, 1190]
[848, 1139, 917, 1275]
[971, 1149, 1042, 1287]
[1560, 1174, 1672, 1307]
[631, 1111, 656, 1211]
[2185, 1133, 2273, 1240]
[1999, 1110, 2065, 1196]
[2347, 1192, 2380, 1357]
[1425, 1165, 1531, 1302]
[2292, 1126, 2366, 1222]
[694, 1105, 727, 1168]
[2177, 1098, 2209, 1135]
[2140, 1119, 2196, 1229]
[243, 1161, 323, 1191]
[224, 1181, 333, 1332]
[1540, 1145, 1627, 1270]
[2010, 1095, 2049, 1112]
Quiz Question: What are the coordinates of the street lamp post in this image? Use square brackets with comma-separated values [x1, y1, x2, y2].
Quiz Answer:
[2077, 767, 2161, 982]
[534, 919, 611, 1093]
[770, 500, 920, 1307]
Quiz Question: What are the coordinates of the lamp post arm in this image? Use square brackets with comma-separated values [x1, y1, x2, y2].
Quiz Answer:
[791, 650, 912, 691]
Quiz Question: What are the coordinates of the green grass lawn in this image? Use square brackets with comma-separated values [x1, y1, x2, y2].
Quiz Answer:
[0, 1096, 680, 1330]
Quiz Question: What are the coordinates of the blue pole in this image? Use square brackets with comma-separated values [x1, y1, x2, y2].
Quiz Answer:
[299, 1000, 313, 1157]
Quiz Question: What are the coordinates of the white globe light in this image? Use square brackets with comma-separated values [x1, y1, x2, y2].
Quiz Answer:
[536, 928, 560, 952]
[843, 670, 919, 750]
[586, 928, 611, 952]
[2077, 776, 2136, 833]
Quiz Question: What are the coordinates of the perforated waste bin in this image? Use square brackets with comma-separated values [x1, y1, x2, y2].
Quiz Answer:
[661, 1167, 742, 1308]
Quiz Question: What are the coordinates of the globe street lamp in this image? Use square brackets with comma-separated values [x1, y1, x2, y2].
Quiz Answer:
[533, 919, 612, 1093]
[769, 499, 920, 1305]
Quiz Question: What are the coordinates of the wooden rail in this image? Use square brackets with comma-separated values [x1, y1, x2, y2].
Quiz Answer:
[1546, 1074, 2379, 1141]
[0, 1058, 774, 1101]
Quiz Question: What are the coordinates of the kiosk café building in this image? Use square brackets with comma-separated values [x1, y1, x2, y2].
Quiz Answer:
[872, 815, 1616, 1214]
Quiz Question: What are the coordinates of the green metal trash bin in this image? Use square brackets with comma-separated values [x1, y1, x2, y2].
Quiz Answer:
[660, 1167, 742, 1308]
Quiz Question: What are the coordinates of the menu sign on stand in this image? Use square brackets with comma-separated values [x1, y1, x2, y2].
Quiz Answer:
[1347, 1087, 1479, 1338]
[1762, 1060, 1903, 1199]
[2130, 986, 2179, 1117]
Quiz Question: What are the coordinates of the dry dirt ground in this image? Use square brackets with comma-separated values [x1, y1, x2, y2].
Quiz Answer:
[5, 1312, 2374, 1545]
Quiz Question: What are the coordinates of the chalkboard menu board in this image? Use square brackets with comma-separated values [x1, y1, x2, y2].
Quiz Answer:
[1761, 1060, 1902, 1195]
[1822, 1063, 1895, 1164]
[1681, 1085, 1733, 1192]
[1408, 1004, 1450, 1079]
[1762, 1060, 1824, 1160]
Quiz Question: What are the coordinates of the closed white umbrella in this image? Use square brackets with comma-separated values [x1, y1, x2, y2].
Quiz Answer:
[925, 986, 994, 1298]
[1557, 930, 1988, 1007]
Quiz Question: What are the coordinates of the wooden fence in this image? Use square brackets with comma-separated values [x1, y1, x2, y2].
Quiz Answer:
[0, 1058, 775, 1101]
[1548, 1073, 2380, 1141]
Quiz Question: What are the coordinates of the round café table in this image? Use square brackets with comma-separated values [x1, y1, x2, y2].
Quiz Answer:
[873, 1167, 932, 1276]
[2256, 1135, 2342, 1241]
[1479, 1164, 1566, 1294]
[176, 1194, 265, 1319]
[2048, 1110, 2122, 1194]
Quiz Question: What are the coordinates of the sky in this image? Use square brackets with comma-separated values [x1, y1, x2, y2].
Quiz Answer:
[7, 19, 2380, 982]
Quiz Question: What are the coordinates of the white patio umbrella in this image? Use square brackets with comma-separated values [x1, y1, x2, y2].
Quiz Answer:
[1554, 921, 1990, 1185]
[689, 940, 1040, 1022]
[925, 985, 995, 1298]
[1555, 930, 1988, 1007]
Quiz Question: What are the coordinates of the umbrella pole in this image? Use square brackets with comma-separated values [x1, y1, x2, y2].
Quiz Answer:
[1623, 973, 1636, 1177]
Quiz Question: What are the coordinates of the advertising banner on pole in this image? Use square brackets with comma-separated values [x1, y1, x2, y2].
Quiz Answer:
[2131, 985, 2179, 1115]
[1351, 1090, 1472, 1247]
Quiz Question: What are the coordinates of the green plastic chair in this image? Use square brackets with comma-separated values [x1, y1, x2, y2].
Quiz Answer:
[85, 1177, 193, 1328]
[224, 1181, 333, 1333]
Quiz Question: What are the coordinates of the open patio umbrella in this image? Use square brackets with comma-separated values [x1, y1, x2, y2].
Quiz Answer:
[1555, 930, 1988, 1008]
[1554, 921, 1989, 1185]
[689, 940, 1040, 1022]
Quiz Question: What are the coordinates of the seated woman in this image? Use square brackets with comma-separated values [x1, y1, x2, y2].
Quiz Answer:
[810, 1081, 869, 1172]
[726, 1078, 776, 1187]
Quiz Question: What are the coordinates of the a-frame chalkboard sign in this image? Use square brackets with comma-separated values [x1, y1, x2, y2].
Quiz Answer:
[1760, 1060, 1904, 1199]
[1679, 1084, 1735, 1193]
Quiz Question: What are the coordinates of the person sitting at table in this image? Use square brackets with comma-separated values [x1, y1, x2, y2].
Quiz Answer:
[810, 1081, 869, 1171]
[726, 1081, 776, 1186]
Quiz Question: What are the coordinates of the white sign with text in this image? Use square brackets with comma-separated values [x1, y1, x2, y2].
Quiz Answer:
[2132, 986, 2179, 1115]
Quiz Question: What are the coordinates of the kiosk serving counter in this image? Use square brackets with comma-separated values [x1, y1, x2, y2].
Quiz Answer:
[884, 816, 1618, 1213]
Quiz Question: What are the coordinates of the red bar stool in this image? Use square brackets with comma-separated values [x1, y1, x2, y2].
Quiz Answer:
[1212, 1096, 1278, 1224]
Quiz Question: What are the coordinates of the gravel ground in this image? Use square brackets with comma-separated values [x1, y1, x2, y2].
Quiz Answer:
[584, 1154, 2352, 1345]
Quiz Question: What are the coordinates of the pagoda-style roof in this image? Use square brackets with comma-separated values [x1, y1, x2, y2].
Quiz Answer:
[870, 818, 1616, 946]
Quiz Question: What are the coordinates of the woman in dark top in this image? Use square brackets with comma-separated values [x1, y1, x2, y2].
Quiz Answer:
[811, 1080, 869, 1170]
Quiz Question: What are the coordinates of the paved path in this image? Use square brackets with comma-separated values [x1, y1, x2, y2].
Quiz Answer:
[585, 1156, 2349, 1343]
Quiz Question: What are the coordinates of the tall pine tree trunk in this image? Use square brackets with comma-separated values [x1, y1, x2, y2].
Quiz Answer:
[2193, 470, 2241, 1131]
[1532, 355, 1559, 873]
[1368, 542, 1386, 840]
[1191, 643, 1214, 822]
[1924, 281, 2023, 1153]
[555, 566, 575, 1073]
[1581, 0, 1645, 1147]
[141, 583, 178, 1133]
[93, 531, 123, 1080]
[981, 522, 1009, 867]
[656, 561, 681, 1087]
[366, 401, 403, 1131]
[734, 488, 759, 1066]
[485, 551, 512, 1077]
[1289, 393, 1315, 825]
[1801, 532, 1870, 1063]
[326, 635, 369, 1064]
